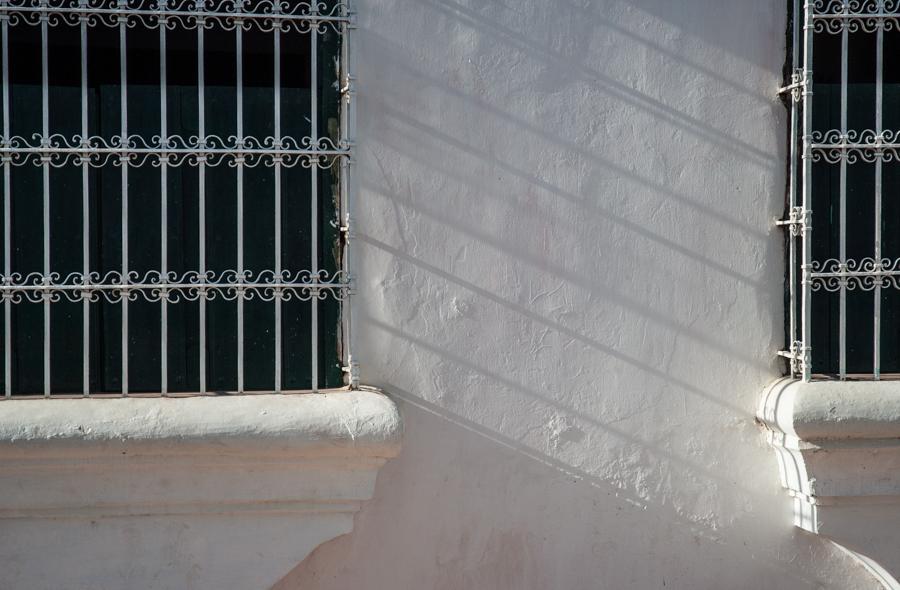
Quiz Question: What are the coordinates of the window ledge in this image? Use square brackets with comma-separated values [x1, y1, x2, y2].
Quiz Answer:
[0, 389, 402, 590]
[758, 378, 900, 588]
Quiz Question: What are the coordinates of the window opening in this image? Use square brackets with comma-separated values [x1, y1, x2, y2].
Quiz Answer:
[0, 0, 354, 396]
[781, 0, 900, 380]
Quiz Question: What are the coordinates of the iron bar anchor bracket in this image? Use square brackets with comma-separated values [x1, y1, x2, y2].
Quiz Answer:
[778, 340, 810, 377]
[776, 206, 811, 237]
[341, 358, 360, 389]
[778, 69, 806, 103]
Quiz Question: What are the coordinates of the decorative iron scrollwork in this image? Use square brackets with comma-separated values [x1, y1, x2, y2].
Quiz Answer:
[0, 134, 348, 168]
[0, 269, 350, 304]
[812, 0, 900, 34]
[0, 0, 350, 34]
[810, 129, 900, 163]
[809, 257, 900, 291]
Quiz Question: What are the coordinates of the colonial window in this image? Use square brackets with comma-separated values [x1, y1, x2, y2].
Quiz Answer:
[0, 0, 353, 396]
[781, 0, 900, 380]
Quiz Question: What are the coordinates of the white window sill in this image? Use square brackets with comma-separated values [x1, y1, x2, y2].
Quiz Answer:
[758, 378, 900, 587]
[0, 389, 402, 590]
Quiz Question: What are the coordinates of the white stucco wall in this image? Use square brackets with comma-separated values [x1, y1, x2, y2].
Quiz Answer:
[276, 0, 880, 588]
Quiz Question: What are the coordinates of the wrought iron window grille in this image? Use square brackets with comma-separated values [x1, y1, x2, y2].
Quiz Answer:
[0, 0, 356, 396]
[781, 0, 900, 380]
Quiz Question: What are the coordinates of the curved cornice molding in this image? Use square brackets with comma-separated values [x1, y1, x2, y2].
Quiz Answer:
[0, 390, 402, 590]
[758, 378, 900, 589]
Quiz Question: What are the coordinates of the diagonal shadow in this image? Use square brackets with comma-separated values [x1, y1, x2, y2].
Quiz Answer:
[361, 174, 776, 372]
[360, 30, 778, 241]
[360, 232, 749, 415]
[417, 0, 778, 167]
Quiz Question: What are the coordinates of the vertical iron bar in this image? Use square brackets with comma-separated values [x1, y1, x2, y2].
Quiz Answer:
[838, 3, 848, 379]
[340, 3, 355, 388]
[160, 6, 168, 394]
[801, 0, 814, 381]
[119, 3, 128, 395]
[273, 12, 282, 393]
[198, 14, 206, 393]
[788, 0, 800, 377]
[236, 17, 244, 393]
[1, 0, 9, 397]
[874, 18, 884, 379]
[41, 5, 49, 396]
[310, 9, 318, 392]
[80, 0, 89, 395]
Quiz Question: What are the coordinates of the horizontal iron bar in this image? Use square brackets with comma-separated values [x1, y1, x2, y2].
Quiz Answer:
[0, 146, 348, 156]
[813, 12, 900, 18]
[0, 269, 348, 284]
[811, 142, 900, 149]
[0, 134, 347, 151]
[811, 270, 900, 277]
[0, 280, 349, 290]
[813, 12, 900, 19]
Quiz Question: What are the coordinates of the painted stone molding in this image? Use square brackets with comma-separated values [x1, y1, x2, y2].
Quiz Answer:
[758, 378, 900, 589]
[0, 390, 402, 590]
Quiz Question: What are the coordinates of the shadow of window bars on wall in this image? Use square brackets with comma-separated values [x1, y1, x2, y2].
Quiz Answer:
[780, 0, 900, 381]
[0, 0, 355, 396]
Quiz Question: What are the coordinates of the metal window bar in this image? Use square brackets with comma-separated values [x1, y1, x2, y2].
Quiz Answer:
[339, 0, 357, 388]
[776, 0, 804, 377]
[159, 0, 167, 394]
[1, 0, 9, 398]
[235, 7, 244, 393]
[310, 1, 318, 392]
[118, 0, 128, 395]
[0, 0, 353, 397]
[780, 0, 898, 380]
[197, 6, 205, 394]
[874, 9, 884, 379]
[80, 0, 88, 395]
[274, 1, 282, 393]
[41, 0, 50, 396]
[838, 0, 848, 380]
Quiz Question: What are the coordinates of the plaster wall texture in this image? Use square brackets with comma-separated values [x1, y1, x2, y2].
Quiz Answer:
[276, 0, 881, 588]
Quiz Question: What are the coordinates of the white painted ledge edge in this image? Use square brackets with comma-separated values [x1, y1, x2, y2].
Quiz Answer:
[0, 389, 402, 590]
[758, 378, 900, 589]
[0, 389, 402, 459]
[759, 378, 900, 442]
